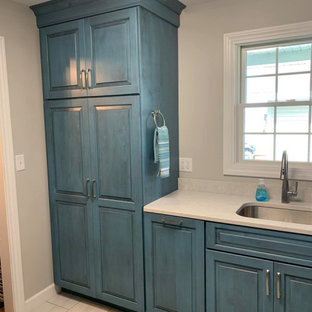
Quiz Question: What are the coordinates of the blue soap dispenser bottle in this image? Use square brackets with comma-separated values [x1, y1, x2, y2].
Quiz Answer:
[256, 179, 268, 202]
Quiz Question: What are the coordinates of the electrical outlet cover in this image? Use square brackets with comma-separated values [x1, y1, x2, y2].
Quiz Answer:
[15, 154, 25, 171]
[179, 157, 192, 172]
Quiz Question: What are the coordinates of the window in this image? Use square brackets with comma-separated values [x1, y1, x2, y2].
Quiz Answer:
[224, 21, 312, 180]
[242, 42, 312, 162]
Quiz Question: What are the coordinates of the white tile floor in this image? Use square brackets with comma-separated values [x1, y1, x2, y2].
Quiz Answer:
[31, 293, 123, 312]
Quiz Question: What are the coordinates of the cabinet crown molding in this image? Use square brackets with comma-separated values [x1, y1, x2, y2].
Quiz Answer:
[31, 0, 186, 28]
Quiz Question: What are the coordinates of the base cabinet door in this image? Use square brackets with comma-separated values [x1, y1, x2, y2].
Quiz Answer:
[206, 250, 274, 312]
[274, 263, 312, 312]
[144, 213, 205, 312]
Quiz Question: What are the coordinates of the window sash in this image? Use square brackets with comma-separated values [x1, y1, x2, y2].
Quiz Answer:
[238, 103, 312, 162]
[241, 43, 312, 104]
[239, 40, 312, 163]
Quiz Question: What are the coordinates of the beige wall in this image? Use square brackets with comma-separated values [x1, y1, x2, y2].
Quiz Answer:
[179, 0, 312, 182]
[0, 0, 53, 300]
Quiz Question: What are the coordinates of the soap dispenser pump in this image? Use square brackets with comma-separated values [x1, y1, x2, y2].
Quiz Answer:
[255, 179, 268, 202]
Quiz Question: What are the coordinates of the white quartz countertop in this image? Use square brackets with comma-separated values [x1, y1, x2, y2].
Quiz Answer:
[144, 190, 312, 236]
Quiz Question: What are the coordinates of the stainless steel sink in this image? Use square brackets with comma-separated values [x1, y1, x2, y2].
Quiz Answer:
[237, 204, 312, 225]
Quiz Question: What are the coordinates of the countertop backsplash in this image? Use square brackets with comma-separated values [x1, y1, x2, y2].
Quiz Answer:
[178, 177, 312, 204]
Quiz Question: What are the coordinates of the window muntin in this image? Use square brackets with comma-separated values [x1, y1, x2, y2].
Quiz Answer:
[241, 41, 312, 162]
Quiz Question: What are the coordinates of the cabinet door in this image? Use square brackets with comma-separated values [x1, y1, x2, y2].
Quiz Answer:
[144, 213, 205, 312]
[45, 99, 94, 296]
[40, 20, 87, 99]
[206, 250, 273, 312]
[274, 262, 312, 312]
[84, 8, 139, 96]
[88, 96, 144, 311]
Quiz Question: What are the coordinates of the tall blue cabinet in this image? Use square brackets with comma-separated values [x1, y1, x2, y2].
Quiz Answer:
[31, 1, 185, 311]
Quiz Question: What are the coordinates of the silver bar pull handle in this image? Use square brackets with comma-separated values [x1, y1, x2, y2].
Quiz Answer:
[80, 70, 86, 89]
[277, 272, 281, 299]
[85, 178, 90, 198]
[87, 69, 92, 89]
[91, 179, 96, 199]
[161, 217, 183, 226]
[265, 269, 270, 296]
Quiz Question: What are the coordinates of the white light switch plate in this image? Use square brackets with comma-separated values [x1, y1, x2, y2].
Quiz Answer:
[15, 154, 25, 171]
[179, 157, 192, 172]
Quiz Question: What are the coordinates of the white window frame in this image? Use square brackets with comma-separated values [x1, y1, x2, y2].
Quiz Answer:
[224, 20, 312, 180]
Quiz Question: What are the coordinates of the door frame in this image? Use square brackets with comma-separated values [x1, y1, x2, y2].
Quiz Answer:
[0, 36, 26, 311]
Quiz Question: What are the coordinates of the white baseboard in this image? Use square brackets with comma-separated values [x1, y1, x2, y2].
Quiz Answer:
[24, 283, 60, 312]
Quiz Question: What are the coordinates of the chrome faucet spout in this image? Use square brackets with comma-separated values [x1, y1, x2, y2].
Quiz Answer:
[280, 150, 288, 181]
[280, 150, 298, 203]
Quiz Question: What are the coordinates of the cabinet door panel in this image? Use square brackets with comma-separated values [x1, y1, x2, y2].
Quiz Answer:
[98, 208, 135, 300]
[45, 99, 94, 296]
[85, 8, 139, 96]
[93, 206, 144, 311]
[95, 105, 132, 200]
[206, 250, 273, 312]
[56, 202, 90, 288]
[52, 107, 85, 194]
[40, 20, 86, 99]
[154, 225, 192, 311]
[89, 96, 144, 311]
[274, 263, 312, 312]
[88, 96, 142, 210]
[144, 213, 205, 312]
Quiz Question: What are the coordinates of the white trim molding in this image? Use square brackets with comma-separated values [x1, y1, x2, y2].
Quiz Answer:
[24, 284, 60, 312]
[0, 37, 26, 311]
[224, 20, 312, 181]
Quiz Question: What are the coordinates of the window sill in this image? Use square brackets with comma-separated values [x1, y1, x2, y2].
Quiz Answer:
[224, 160, 312, 181]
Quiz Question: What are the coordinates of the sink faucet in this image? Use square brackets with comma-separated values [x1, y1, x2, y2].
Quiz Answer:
[280, 150, 298, 203]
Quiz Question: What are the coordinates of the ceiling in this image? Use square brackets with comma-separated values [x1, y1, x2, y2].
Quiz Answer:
[13, 0, 213, 7]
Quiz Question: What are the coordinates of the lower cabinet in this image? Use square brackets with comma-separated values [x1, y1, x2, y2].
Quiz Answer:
[144, 213, 205, 312]
[144, 217, 312, 312]
[206, 250, 273, 312]
[274, 262, 312, 312]
[206, 239, 312, 312]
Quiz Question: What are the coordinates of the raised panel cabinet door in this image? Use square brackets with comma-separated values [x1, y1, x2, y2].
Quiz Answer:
[45, 99, 94, 296]
[144, 213, 205, 312]
[88, 96, 144, 311]
[84, 8, 139, 96]
[274, 262, 312, 312]
[40, 20, 87, 99]
[206, 250, 274, 312]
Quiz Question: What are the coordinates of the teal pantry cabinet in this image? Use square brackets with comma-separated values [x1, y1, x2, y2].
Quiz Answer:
[31, 1, 185, 311]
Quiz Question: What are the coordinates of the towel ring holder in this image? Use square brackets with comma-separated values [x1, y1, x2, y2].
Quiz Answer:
[152, 110, 166, 128]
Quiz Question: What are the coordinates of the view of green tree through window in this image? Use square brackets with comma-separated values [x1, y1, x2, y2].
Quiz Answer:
[241, 42, 312, 162]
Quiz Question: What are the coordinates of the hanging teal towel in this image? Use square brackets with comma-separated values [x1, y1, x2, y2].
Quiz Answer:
[154, 126, 170, 178]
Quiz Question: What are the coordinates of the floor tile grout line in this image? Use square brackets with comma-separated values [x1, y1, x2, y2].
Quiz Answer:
[45, 299, 80, 311]
[34, 294, 123, 312]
